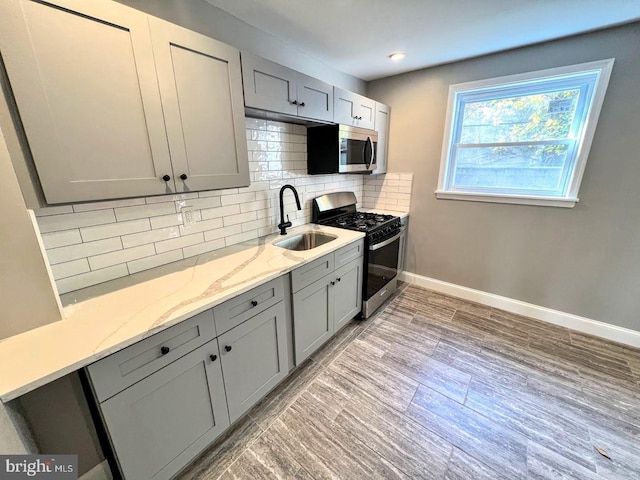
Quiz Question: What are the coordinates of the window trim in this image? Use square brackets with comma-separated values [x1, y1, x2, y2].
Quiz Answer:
[435, 59, 615, 208]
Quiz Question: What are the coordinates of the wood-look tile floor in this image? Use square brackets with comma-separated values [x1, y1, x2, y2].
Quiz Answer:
[178, 284, 640, 480]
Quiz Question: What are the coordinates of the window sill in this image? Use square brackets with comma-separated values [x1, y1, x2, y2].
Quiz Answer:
[434, 190, 578, 208]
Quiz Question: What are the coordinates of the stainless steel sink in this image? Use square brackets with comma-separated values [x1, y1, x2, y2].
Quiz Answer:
[273, 232, 338, 251]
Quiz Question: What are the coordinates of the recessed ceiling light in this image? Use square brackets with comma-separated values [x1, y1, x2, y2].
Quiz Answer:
[389, 52, 406, 61]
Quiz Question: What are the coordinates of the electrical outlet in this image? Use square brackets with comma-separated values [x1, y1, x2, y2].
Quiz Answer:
[181, 207, 195, 227]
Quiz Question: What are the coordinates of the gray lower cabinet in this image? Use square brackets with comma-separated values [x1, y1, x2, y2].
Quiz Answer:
[333, 259, 364, 331]
[99, 339, 229, 480]
[218, 301, 288, 423]
[292, 245, 364, 365]
[292, 275, 334, 364]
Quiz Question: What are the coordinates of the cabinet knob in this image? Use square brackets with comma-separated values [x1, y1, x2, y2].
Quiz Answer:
[330, 281, 335, 286]
[336, 277, 341, 282]
[162, 175, 171, 182]
[209, 354, 217, 362]
[250, 300, 258, 307]
[358, 116, 363, 120]
[160, 346, 170, 355]
[290, 100, 298, 105]
[180, 174, 187, 180]
[299, 102, 305, 107]
[225, 345, 232, 352]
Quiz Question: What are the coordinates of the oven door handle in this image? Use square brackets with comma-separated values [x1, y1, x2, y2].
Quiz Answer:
[369, 232, 401, 251]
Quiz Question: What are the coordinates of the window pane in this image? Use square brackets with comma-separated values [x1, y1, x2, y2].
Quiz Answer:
[459, 89, 580, 144]
[452, 144, 570, 192]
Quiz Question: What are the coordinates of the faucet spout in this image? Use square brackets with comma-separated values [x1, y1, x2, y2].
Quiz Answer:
[277, 184, 302, 235]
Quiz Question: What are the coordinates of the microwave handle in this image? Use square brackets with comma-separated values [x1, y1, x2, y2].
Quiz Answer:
[368, 136, 375, 167]
[364, 137, 374, 169]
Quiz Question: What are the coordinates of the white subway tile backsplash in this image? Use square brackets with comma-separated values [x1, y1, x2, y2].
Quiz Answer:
[40, 229, 82, 249]
[37, 119, 368, 294]
[46, 237, 122, 265]
[81, 219, 150, 242]
[225, 230, 257, 247]
[56, 265, 129, 295]
[145, 193, 198, 204]
[203, 224, 242, 242]
[223, 211, 257, 227]
[50, 259, 90, 280]
[201, 204, 241, 220]
[88, 244, 155, 271]
[362, 173, 413, 213]
[220, 192, 256, 206]
[128, 250, 184, 275]
[38, 209, 116, 233]
[72, 198, 145, 212]
[34, 205, 74, 217]
[179, 218, 224, 235]
[183, 239, 226, 258]
[155, 233, 204, 254]
[122, 226, 180, 248]
[178, 196, 222, 210]
[115, 202, 175, 221]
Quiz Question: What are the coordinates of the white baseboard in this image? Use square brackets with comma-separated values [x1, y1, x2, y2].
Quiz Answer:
[80, 461, 111, 480]
[399, 271, 640, 349]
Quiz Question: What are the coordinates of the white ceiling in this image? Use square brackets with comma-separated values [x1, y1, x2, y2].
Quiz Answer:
[204, 0, 640, 81]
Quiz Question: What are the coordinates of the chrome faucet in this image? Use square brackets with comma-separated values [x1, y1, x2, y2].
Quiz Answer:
[277, 184, 302, 235]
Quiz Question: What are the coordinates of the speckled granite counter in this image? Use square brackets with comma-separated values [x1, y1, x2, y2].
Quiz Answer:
[0, 224, 364, 402]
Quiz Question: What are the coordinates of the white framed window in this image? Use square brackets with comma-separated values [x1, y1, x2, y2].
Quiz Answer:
[436, 59, 614, 207]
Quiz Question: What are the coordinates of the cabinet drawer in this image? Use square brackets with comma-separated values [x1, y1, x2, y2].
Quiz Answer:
[87, 309, 216, 402]
[334, 239, 364, 269]
[291, 253, 335, 293]
[213, 277, 285, 335]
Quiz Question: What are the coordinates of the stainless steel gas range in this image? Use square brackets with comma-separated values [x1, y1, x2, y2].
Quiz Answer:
[312, 192, 401, 318]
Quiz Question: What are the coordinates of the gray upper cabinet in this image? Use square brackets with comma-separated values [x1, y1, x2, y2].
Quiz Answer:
[99, 339, 229, 480]
[150, 18, 249, 192]
[0, 0, 174, 203]
[241, 52, 333, 122]
[334, 87, 376, 130]
[372, 102, 390, 175]
[218, 301, 288, 423]
[0, 0, 249, 204]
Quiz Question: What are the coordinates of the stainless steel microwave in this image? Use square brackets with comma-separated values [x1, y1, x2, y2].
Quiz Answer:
[307, 124, 378, 174]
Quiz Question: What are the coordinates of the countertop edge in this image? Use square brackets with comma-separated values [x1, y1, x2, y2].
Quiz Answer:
[0, 226, 365, 402]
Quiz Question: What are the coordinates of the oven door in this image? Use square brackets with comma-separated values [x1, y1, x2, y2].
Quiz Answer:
[366, 233, 400, 300]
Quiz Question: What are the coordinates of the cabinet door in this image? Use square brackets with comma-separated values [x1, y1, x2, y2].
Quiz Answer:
[293, 276, 334, 365]
[150, 18, 249, 192]
[100, 340, 229, 480]
[0, 0, 175, 203]
[372, 102, 390, 175]
[333, 258, 364, 332]
[241, 52, 299, 116]
[356, 96, 377, 130]
[218, 302, 288, 423]
[334, 87, 376, 129]
[297, 75, 334, 122]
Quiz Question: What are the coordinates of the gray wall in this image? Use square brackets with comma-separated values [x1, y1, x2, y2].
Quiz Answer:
[367, 22, 640, 332]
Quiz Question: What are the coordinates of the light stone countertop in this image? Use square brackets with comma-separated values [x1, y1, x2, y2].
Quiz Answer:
[0, 224, 364, 403]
